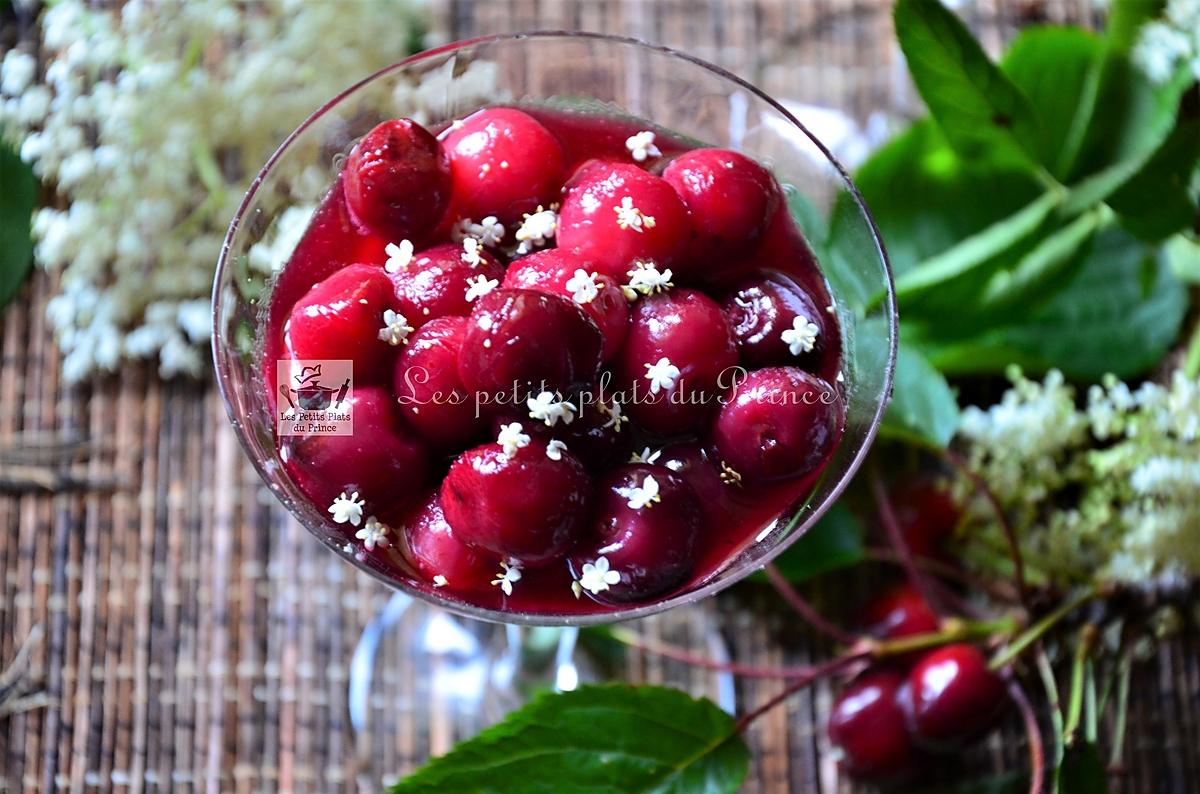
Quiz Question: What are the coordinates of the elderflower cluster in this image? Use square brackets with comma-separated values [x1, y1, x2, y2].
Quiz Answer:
[956, 367, 1200, 589]
[1131, 0, 1200, 84]
[0, 0, 431, 381]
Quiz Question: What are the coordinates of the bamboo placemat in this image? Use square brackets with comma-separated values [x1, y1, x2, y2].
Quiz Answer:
[2, 1, 1199, 792]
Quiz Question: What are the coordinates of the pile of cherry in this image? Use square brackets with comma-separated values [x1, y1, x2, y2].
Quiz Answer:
[275, 107, 841, 606]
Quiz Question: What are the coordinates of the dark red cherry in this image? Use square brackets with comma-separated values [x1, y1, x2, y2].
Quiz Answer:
[557, 160, 691, 280]
[458, 288, 602, 403]
[662, 148, 781, 266]
[389, 241, 505, 329]
[828, 668, 921, 783]
[281, 385, 428, 515]
[657, 442, 736, 529]
[892, 479, 960, 559]
[859, 583, 939, 641]
[712, 366, 838, 481]
[441, 433, 591, 566]
[906, 644, 1008, 750]
[614, 289, 739, 435]
[393, 317, 486, 450]
[284, 263, 400, 381]
[570, 464, 702, 602]
[344, 119, 451, 240]
[503, 249, 631, 361]
[720, 272, 825, 368]
[400, 491, 497, 593]
[440, 108, 565, 226]
[492, 390, 631, 473]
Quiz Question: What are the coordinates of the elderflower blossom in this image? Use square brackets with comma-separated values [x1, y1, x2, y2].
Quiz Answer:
[1132, 0, 1200, 83]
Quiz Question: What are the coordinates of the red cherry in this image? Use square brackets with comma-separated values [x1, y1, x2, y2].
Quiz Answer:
[570, 464, 702, 602]
[906, 644, 1008, 750]
[344, 119, 451, 240]
[503, 249, 631, 361]
[657, 442, 736, 529]
[441, 108, 565, 225]
[720, 272, 825, 368]
[458, 288, 602, 404]
[389, 242, 505, 329]
[401, 491, 497, 593]
[892, 480, 960, 558]
[614, 289, 739, 435]
[662, 148, 780, 266]
[712, 366, 838, 481]
[858, 583, 939, 641]
[828, 668, 921, 783]
[441, 434, 591, 566]
[393, 316, 486, 450]
[284, 263, 399, 381]
[281, 386, 428, 515]
[492, 390, 631, 473]
[557, 160, 691, 280]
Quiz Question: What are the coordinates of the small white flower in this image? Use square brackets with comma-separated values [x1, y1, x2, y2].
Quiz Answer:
[578, 556, 622, 595]
[598, 398, 629, 431]
[497, 422, 532, 457]
[565, 269, 601, 304]
[432, 574, 448, 588]
[719, 462, 743, 486]
[491, 560, 522, 596]
[625, 260, 673, 296]
[571, 580, 584, 599]
[614, 196, 656, 233]
[464, 274, 499, 302]
[453, 216, 505, 247]
[546, 439, 568, 461]
[384, 240, 414, 273]
[644, 356, 681, 394]
[378, 309, 415, 346]
[513, 206, 558, 254]
[624, 130, 662, 163]
[527, 391, 577, 427]
[461, 236, 485, 267]
[327, 491, 365, 526]
[623, 474, 661, 510]
[781, 315, 820, 356]
[630, 447, 661, 465]
[355, 517, 390, 551]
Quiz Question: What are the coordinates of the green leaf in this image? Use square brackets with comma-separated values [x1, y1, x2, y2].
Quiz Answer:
[765, 502, 864, 583]
[979, 205, 1106, 309]
[785, 187, 826, 253]
[1104, 0, 1165, 55]
[893, 0, 1042, 171]
[1108, 116, 1200, 241]
[1055, 741, 1109, 793]
[388, 685, 749, 794]
[880, 337, 960, 447]
[0, 141, 37, 310]
[1165, 234, 1200, 284]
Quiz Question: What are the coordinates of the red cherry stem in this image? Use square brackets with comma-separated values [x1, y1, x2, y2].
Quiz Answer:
[862, 547, 1020, 603]
[732, 651, 870, 733]
[868, 466, 946, 615]
[763, 564, 859, 645]
[606, 627, 848, 679]
[1007, 676, 1046, 794]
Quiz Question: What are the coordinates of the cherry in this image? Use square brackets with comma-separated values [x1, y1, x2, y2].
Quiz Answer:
[858, 582, 939, 641]
[440, 108, 566, 226]
[493, 390, 631, 473]
[905, 643, 1008, 750]
[614, 289, 739, 435]
[400, 491, 497, 593]
[393, 316, 486, 450]
[441, 432, 591, 566]
[503, 249, 631, 361]
[389, 242, 505, 329]
[828, 668, 921, 783]
[343, 119, 451, 240]
[570, 464, 702, 602]
[892, 479, 960, 559]
[657, 442, 736, 529]
[557, 160, 691, 280]
[281, 385, 428, 515]
[720, 272, 825, 368]
[284, 263, 400, 380]
[662, 148, 781, 266]
[458, 288, 602, 404]
[712, 366, 838, 482]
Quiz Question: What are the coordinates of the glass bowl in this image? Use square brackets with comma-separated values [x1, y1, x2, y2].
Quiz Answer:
[212, 31, 896, 627]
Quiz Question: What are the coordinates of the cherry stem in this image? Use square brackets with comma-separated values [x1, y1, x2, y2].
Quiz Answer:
[862, 547, 1020, 603]
[870, 616, 1017, 659]
[1063, 624, 1098, 747]
[733, 651, 869, 733]
[1007, 676, 1046, 794]
[1035, 645, 1066, 767]
[607, 627, 840, 679]
[868, 467, 946, 614]
[763, 564, 859, 646]
[1108, 652, 1133, 772]
[990, 588, 1100, 671]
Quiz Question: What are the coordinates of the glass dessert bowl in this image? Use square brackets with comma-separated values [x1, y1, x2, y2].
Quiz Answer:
[213, 32, 896, 626]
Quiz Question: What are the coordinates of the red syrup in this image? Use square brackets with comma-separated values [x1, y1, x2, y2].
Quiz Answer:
[260, 106, 844, 616]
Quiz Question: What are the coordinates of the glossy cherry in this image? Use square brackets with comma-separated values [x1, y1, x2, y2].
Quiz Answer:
[905, 643, 1008, 750]
[494, 390, 631, 473]
[441, 434, 591, 566]
[344, 119, 451, 240]
[571, 464, 702, 602]
[892, 479, 960, 559]
[657, 442, 736, 529]
[458, 288, 602, 403]
[440, 108, 565, 225]
[827, 668, 921, 783]
[713, 366, 838, 481]
[858, 582, 940, 641]
[393, 316, 486, 450]
[389, 242, 505, 329]
[400, 491, 496, 593]
[614, 288, 739, 435]
[721, 272, 825, 368]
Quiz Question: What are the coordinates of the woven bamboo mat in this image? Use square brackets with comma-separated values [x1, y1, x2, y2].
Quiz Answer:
[2, 1, 1199, 792]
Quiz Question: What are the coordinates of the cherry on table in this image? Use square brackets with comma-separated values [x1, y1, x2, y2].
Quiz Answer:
[393, 316, 486, 451]
[905, 643, 1008, 750]
[827, 668, 922, 783]
[389, 241, 505, 329]
[344, 119, 451, 241]
[721, 272, 825, 368]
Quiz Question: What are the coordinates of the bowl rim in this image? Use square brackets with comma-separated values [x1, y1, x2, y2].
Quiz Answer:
[212, 30, 897, 627]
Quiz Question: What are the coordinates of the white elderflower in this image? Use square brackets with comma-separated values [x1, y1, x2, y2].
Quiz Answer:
[355, 517, 390, 551]
[461, 236, 485, 267]
[496, 422, 531, 458]
[644, 357, 681, 394]
[565, 269, 601, 304]
[378, 309, 415, 346]
[513, 206, 558, 254]
[623, 474, 661, 510]
[491, 560, 522, 596]
[527, 391, 577, 427]
[452, 215, 505, 247]
[432, 574, 448, 588]
[385, 240, 415, 273]
[464, 273, 499, 302]
[545, 439, 568, 461]
[613, 196, 656, 233]
[629, 447, 661, 465]
[624, 130, 661, 162]
[578, 556, 621, 595]
[781, 314, 820, 356]
[327, 491, 365, 527]
[624, 260, 673, 298]
[598, 398, 629, 430]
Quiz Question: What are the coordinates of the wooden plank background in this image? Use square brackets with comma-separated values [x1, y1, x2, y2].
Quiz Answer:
[2, 1, 1199, 792]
